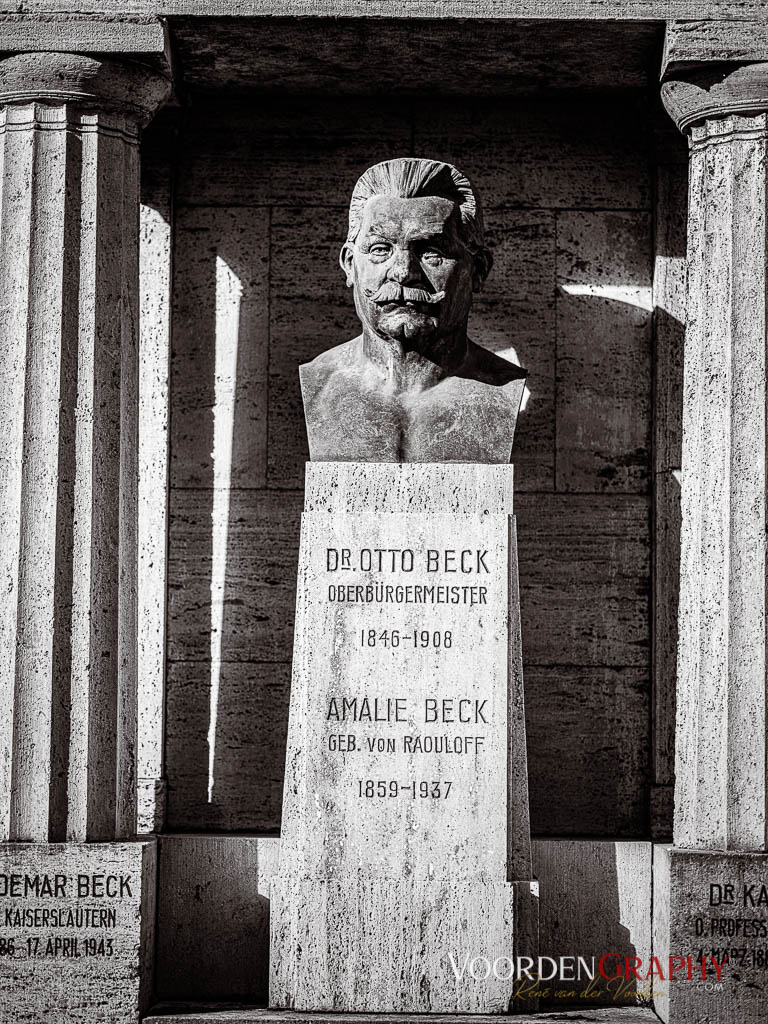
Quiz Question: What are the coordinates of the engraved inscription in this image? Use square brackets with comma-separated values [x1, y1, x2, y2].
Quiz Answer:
[315, 533, 499, 813]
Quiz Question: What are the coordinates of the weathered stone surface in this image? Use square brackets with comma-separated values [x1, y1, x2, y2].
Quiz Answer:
[271, 463, 534, 1011]
[303, 461, 515, 513]
[654, 847, 768, 1023]
[272, 876, 538, 1013]
[476, 210, 556, 492]
[167, 489, 301, 664]
[525, 667, 650, 837]
[651, 157, 687, 461]
[169, 92, 651, 500]
[170, 18, 660, 96]
[517, 494, 650, 668]
[0, 52, 168, 1024]
[0, 59, 168, 843]
[163, 663, 651, 839]
[0, 13, 167, 54]
[555, 211, 652, 493]
[279, 484, 526, 879]
[651, 785, 675, 843]
[145, 1005, 660, 1024]
[156, 835, 277, 1002]
[669, 112, 768, 852]
[414, 97, 651, 211]
[266, 204, 545, 483]
[176, 96, 650, 212]
[656, 64, 768, 1024]
[0, 841, 156, 1024]
[267, 206, 355, 489]
[176, 100, 412, 210]
[418, 101, 651, 496]
[662, 18, 768, 79]
[652, 470, 680, 797]
[0, 0, 759, 17]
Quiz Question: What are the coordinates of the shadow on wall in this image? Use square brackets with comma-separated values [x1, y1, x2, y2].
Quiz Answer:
[533, 840, 652, 1009]
[154, 835, 278, 1003]
[167, 208, 298, 832]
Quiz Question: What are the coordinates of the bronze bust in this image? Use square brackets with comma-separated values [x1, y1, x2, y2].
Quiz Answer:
[301, 158, 527, 463]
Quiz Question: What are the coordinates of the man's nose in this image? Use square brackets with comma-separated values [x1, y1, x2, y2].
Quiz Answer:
[388, 248, 421, 285]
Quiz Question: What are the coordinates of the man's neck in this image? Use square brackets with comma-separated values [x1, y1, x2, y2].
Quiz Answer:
[360, 326, 468, 393]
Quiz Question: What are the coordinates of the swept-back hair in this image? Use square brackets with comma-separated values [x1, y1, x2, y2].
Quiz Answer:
[346, 157, 492, 279]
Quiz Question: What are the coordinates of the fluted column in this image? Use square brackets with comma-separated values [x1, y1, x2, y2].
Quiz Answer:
[0, 53, 170, 842]
[662, 65, 768, 852]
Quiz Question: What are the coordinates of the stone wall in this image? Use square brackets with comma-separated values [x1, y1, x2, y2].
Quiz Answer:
[151, 92, 659, 837]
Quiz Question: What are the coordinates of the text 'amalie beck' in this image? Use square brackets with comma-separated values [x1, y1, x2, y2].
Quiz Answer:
[326, 697, 489, 724]
[326, 548, 492, 573]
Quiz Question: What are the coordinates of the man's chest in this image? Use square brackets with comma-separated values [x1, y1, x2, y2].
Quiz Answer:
[305, 374, 518, 463]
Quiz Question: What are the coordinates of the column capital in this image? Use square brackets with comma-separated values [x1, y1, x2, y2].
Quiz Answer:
[662, 63, 768, 135]
[0, 51, 171, 127]
[661, 19, 768, 134]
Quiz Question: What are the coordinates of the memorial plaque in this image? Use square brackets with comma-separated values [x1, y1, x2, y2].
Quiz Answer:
[0, 842, 155, 1024]
[654, 847, 768, 1024]
[270, 464, 536, 1013]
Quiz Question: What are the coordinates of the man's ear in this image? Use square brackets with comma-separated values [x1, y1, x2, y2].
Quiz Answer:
[471, 246, 493, 293]
[339, 243, 355, 287]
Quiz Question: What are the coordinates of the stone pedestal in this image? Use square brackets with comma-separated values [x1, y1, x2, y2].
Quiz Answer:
[270, 462, 537, 1014]
[0, 47, 169, 1024]
[0, 841, 156, 1024]
[656, 43, 768, 1024]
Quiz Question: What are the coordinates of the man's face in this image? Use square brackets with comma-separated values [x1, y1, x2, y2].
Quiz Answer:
[341, 194, 475, 349]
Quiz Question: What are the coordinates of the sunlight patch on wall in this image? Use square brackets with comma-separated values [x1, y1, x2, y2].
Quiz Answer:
[138, 201, 172, 832]
[559, 282, 653, 311]
[208, 254, 243, 803]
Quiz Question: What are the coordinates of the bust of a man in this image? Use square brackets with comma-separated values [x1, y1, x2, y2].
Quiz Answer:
[301, 157, 527, 463]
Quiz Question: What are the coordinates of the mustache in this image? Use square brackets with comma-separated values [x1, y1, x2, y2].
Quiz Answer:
[366, 282, 445, 306]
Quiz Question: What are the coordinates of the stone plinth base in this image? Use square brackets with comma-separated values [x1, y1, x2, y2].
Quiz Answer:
[270, 875, 539, 1014]
[145, 1007, 657, 1023]
[0, 841, 156, 1024]
[653, 846, 768, 1023]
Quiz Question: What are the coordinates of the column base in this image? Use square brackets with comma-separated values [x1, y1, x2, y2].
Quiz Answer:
[653, 845, 768, 1023]
[269, 874, 539, 1014]
[0, 840, 156, 1024]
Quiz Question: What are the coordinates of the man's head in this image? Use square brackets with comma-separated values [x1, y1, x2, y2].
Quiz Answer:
[340, 158, 492, 351]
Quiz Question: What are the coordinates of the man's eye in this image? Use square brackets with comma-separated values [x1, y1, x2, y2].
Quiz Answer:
[368, 244, 391, 256]
[422, 250, 444, 264]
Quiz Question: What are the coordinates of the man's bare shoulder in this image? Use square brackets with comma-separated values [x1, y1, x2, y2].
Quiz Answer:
[300, 337, 363, 402]
[301, 337, 363, 381]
